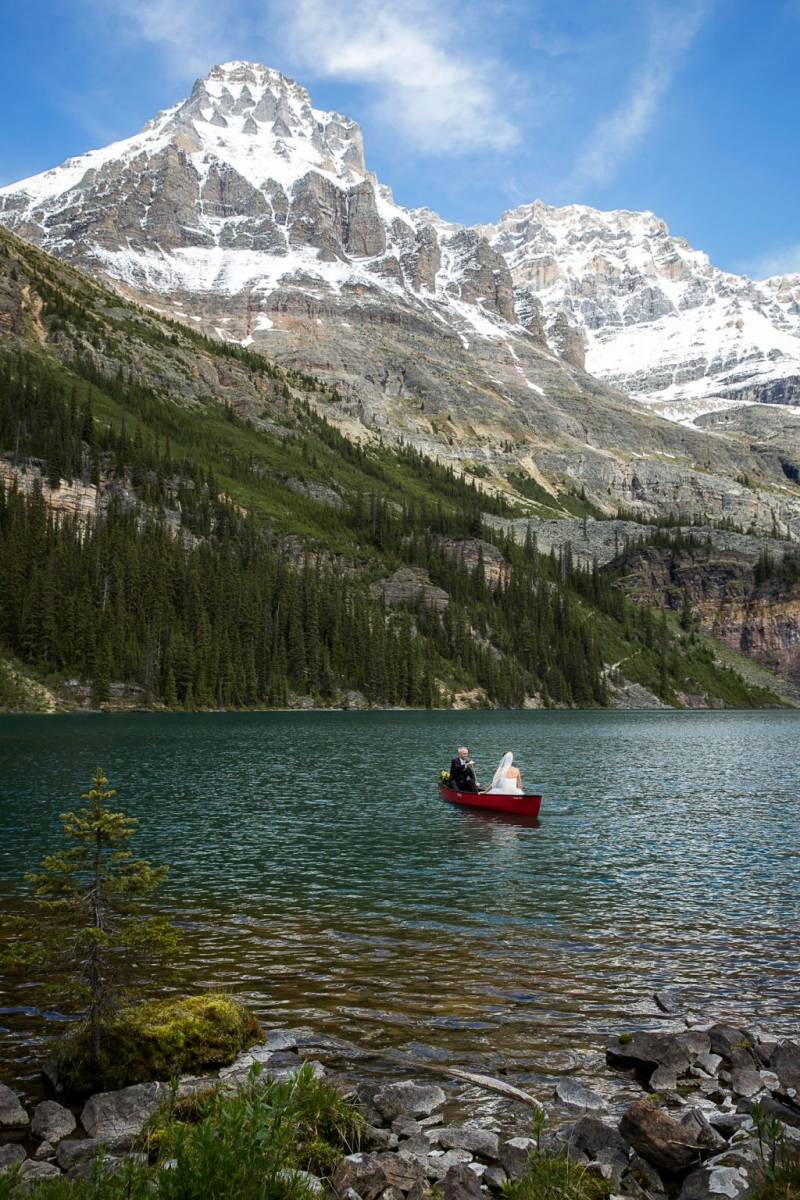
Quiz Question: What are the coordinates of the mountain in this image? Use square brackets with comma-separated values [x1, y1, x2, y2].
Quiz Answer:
[4, 222, 788, 711]
[483, 201, 800, 423]
[1, 61, 800, 537]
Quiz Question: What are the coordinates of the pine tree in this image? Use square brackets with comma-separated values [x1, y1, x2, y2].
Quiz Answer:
[1, 769, 178, 1072]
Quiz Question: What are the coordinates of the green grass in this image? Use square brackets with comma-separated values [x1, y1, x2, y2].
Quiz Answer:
[503, 1152, 612, 1200]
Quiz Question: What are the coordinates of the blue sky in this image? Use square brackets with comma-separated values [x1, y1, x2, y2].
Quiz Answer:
[1, 0, 797, 276]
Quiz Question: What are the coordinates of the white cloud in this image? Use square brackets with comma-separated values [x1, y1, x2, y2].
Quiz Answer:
[742, 243, 800, 279]
[94, 0, 244, 77]
[568, 0, 711, 191]
[273, 0, 519, 155]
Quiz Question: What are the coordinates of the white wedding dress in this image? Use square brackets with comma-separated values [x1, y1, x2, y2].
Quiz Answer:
[487, 751, 524, 794]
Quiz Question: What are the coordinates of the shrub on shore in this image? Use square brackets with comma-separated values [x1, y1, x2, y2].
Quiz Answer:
[0, 1064, 363, 1200]
[504, 1152, 612, 1200]
[52, 993, 262, 1094]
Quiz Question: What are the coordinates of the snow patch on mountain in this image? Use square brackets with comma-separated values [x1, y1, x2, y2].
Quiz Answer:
[484, 200, 800, 422]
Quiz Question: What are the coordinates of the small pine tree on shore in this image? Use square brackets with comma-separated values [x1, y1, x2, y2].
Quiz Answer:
[2, 768, 178, 1071]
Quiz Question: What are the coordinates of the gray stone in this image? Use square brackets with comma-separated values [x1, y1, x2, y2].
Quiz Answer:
[443, 1162, 483, 1200]
[81, 1082, 167, 1143]
[365, 1126, 399, 1150]
[748, 1095, 800, 1129]
[771, 1041, 800, 1091]
[31, 1100, 77, 1144]
[567, 1117, 631, 1181]
[607, 1031, 709, 1080]
[18, 1160, 63, 1182]
[697, 1054, 723, 1076]
[0, 1143, 27, 1171]
[34, 1141, 56, 1161]
[425, 1150, 474, 1182]
[436, 1125, 500, 1159]
[650, 1066, 679, 1092]
[625, 1152, 667, 1194]
[392, 1118, 422, 1138]
[498, 1137, 535, 1180]
[709, 1114, 753, 1139]
[708, 1025, 754, 1063]
[0, 1084, 29, 1129]
[376, 1150, 426, 1193]
[553, 1078, 607, 1113]
[730, 1067, 763, 1098]
[56, 1137, 128, 1170]
[483, 1165, 507, 1191]
[263, 1029, 301, 1052]
[373, 1081, 446, 1121]
[279, 1167, 325, 1195]
[679, 1164, 750, 1200]
[679, 1109, 727, 1154]
[332, 1153, 389, 1200]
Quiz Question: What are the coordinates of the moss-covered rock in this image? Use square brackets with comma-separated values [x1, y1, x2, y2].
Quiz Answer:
[51, 993, 262, 1095]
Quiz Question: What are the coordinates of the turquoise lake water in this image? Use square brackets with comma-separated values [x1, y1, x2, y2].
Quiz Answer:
[1, 709, 798, 1092]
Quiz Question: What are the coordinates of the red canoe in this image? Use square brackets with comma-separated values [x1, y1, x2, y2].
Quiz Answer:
[438, 782, 542, 817]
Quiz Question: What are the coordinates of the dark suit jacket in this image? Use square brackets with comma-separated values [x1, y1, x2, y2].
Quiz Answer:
[450, 757, 478, 792]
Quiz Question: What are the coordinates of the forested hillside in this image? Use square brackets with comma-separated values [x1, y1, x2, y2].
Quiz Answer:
[0, 226, 784, 711]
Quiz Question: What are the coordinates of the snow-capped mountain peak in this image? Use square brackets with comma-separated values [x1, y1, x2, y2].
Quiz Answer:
[1, 62, 799, 429]
[482, 199, 800, 421]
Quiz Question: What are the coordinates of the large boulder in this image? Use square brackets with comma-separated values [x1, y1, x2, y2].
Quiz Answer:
[619, 1100, 712, 1175]
[31, 1100, 77, 1144]
[607, 1031, 710, 1080]
[80, 1081, 167, 1143]
[373, 1081, 446, 1121]
[771, 1041, 800, 1091]
[0, 1083, 29, 1129]
[0, 1144, 27, 1172]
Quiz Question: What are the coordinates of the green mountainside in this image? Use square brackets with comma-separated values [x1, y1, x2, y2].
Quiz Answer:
[0, 226, 787, 712]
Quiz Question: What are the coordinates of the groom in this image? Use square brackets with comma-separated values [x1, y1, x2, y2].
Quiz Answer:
[450, 746, 479, 792]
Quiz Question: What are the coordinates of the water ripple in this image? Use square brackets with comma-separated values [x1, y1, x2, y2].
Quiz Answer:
[1, 709, 798, 1092]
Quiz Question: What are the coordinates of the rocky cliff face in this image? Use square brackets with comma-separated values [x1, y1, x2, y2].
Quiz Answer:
[483, 201, 800, 423]
[2, 62, 800, 535]
[614, 543, 800, 684]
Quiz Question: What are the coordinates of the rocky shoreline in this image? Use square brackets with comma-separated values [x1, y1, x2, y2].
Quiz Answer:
[1, 1000, 799, 1198]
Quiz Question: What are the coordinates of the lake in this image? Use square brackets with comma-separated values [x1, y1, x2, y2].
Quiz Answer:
[1, 709, 798, 1096]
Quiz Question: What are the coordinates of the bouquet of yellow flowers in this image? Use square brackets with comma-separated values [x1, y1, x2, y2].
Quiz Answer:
[439, 769, 452, 784]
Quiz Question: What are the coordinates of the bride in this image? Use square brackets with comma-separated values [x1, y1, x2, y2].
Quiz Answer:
[486, 751, 524, 795]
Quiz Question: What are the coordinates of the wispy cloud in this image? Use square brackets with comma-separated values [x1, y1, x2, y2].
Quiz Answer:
[567, 0, 711, 192]
[741, 243, 800, 279]
[273, 0, 520, 155]
[94, 0, 244, 78]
